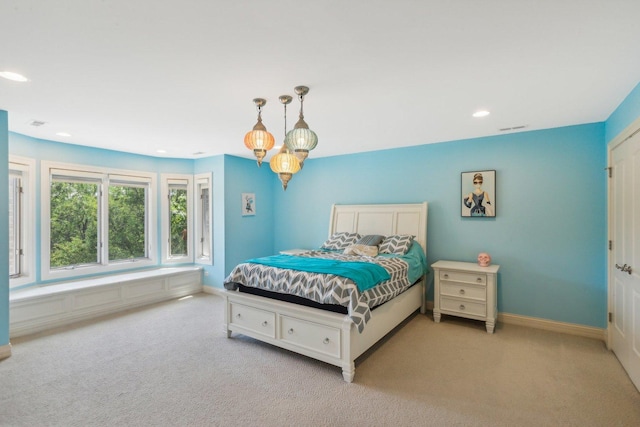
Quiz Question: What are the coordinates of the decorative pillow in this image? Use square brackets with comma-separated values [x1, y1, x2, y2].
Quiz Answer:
[343, 244, 379, 257]
[379, 235, 415, 255]
[321, 232, 361, 250]
[356, 234, 385, 247]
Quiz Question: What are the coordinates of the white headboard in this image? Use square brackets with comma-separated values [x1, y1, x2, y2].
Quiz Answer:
[329, 202, 428, 257]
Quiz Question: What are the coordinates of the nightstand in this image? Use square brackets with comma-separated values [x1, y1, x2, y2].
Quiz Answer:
[431, 260, 500, 333]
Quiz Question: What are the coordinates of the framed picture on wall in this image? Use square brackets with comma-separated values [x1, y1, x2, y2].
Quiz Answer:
[242, 193, 256, 216]
[461, 170, 496, 217]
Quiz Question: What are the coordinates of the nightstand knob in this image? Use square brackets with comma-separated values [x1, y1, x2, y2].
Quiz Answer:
[236, 313, 241, 318]
[262, 321, 268, 327]
[288, 328, 294, 334]
[323, 338, 330, 344]
[459, 289, 465, 295]
[459, 304, 466, 310]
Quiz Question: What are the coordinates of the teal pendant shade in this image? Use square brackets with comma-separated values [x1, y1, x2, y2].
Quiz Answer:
[284, 127, 318, 153]
[284, 85, 318, 166]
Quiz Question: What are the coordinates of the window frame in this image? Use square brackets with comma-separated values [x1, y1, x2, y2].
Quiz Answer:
[194, 172, 213, 265]
[9, 156, 36, 289]
[41, 161, 156, 281]
[160, 173, 193, 264]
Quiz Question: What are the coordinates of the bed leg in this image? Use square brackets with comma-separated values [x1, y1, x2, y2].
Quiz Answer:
[342, 362, 355, 383]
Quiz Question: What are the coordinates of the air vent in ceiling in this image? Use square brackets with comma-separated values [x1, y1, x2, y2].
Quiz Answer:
[499, 125, 527, 132]
[29, 120, 46, 127]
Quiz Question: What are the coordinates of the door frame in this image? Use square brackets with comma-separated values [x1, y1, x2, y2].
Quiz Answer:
[606, 115, 640, 350]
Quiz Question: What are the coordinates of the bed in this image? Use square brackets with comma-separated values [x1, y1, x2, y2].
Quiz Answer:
[221, 202, 428, 382]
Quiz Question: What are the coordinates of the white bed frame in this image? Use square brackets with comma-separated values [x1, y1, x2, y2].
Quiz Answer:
[222, 202, 428, 382]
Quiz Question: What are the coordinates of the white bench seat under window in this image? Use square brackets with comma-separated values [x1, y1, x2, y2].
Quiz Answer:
[10, 267, 202, 337]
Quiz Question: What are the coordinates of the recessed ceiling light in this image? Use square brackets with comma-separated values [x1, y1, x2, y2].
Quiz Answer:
[472, 110, 490, 118]
[56, 132, 71, 137]
[0, 71, 29, 82]
[156, 149, 167, 154]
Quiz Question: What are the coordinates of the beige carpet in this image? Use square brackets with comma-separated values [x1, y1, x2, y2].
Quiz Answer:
[1, 293, 638, 426]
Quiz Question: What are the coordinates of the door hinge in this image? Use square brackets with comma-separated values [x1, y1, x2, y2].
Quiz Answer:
[605, 166, 612, 178]
[609, 240, 613, 250]
[609, 312, 613, 323]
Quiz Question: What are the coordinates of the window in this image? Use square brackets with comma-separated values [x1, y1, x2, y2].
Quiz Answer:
[108, 177, 148, 261]
[9, 171, 22, 277]
[9, 156, 35, 288]
[194, 173, 212, 264]
[41, 162, 156, 280]
[161, 174, 193, 263]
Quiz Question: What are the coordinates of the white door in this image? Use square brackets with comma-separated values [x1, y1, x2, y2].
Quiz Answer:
[609, 126, 640, 390]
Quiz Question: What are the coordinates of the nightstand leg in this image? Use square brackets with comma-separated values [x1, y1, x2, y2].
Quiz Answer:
[433, 310, 441, 323]
[486, 320, 495, 334]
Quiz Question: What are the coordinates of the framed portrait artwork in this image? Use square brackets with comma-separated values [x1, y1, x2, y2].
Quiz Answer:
[242, 193, 256, 216]
[461, 170, 496, 217]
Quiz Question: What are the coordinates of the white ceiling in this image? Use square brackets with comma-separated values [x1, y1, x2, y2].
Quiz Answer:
[1, 1, 639, 160]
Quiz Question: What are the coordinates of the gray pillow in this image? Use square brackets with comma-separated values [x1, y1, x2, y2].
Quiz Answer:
[356, 234, 385, 247]
[379, 235, 414, 255]
[321, 232, 361, 250]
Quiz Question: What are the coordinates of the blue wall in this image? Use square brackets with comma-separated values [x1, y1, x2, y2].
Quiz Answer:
[1, 111, 9, 347]
[222, 155, 276, 275]
[272, 123, 608, 327]
[606, 82, 640, 142]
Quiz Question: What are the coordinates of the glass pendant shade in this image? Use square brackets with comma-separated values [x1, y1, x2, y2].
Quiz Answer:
[269, 147, 301, 191]
[244, 98, 275, 167]
[244, 129, 275, 166]
[284, 87, 318, 166]
[284, 126, 318, 164]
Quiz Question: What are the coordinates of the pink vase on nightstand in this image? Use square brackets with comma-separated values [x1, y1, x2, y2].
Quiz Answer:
[477, 252, 491, 267]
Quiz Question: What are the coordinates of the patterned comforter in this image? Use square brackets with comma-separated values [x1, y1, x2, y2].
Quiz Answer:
[224, 250, 417, 333]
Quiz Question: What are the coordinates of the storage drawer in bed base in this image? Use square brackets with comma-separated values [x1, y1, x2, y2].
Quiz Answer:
[221, 281, 425, 383]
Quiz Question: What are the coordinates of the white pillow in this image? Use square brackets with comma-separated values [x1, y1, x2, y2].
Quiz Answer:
[343, 244, 379, 257]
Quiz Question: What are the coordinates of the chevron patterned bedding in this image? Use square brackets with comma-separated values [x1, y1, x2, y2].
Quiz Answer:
[224, 249, 422, 333]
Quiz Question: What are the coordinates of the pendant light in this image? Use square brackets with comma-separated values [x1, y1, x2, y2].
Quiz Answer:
[284, 86, 318, 167]
[270, 95, 301, 190]
[244, 98, 275, 167]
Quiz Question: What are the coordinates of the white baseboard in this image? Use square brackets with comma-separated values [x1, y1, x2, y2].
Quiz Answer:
[0, 343, 12, 360]
[425, 301, 604, 341]
[498, 312, 606, 341]
[10, 267, 203, 338]
[202, 285, 224, 296]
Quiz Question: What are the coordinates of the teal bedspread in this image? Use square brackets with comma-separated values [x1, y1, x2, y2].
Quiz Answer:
[245, 254, 391, 292]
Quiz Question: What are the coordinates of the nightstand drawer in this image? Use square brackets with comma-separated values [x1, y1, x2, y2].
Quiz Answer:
[440, 282, 486, 301]
[229, 302, 276, 338]
[440, 296, 486, 317]
[440, 270, 486, 285]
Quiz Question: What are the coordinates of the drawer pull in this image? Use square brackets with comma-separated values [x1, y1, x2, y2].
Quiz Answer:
[443, 274, 449, 279]
[323, 338, 330, 344]
[288, 328, 294, 334]
[262, 321, 268, 327]
[459, 289, 465, 295]
[236, 313, 241, 318]
[459, 304, 465, 310]
[477, 277, 482, 282]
